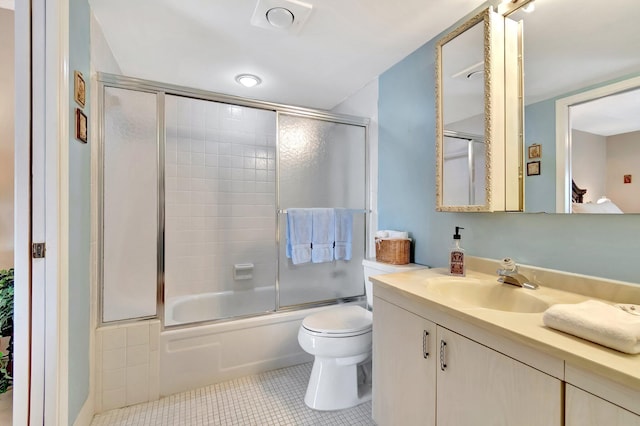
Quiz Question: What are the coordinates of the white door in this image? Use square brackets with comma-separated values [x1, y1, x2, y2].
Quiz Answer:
[14, 0, 67, 424]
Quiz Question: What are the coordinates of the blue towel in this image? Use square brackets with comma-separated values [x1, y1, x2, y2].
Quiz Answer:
[311, 208, 335, 263]
[286, 209, 312, 265]
[334, 209, 353, 260]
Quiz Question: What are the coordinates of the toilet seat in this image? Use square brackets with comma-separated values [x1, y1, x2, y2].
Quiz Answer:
[302, 305, 372, 337]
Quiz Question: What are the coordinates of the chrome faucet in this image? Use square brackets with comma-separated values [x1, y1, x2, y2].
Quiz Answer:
[496, 258, 538, 290]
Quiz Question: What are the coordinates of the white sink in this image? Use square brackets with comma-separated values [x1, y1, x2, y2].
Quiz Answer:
[426, 277, 551, 313]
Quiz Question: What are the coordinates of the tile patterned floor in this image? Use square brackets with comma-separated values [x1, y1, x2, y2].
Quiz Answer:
[91, 363, 375, 426]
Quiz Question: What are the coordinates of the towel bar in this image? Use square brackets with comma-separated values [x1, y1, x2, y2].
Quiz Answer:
[278, 209, 369, 214]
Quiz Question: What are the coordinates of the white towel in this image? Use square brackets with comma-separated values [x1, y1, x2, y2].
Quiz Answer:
[286, 209, 312, 265]
[387, 230, 409, 239]
[543, 300, 640, 354]
[311, 208, 335, 263]
[334, 209, 353, 261]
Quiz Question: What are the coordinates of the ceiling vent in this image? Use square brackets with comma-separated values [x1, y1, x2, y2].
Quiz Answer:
[250, 0, 313, 34]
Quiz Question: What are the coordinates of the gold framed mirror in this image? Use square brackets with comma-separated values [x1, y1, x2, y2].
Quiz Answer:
[435, 7, 523, 212]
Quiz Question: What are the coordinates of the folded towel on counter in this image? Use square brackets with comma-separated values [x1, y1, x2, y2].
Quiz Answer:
[286, 209, 313, 265]
[334, 209, 353, 261]
[311, 208, 335, 263]
[542, 300, 640, 354]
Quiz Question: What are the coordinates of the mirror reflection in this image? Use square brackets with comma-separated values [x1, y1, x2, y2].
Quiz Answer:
[570, 86, 640, 214]
[512, 0, 640, 213]
[441, 20, 486, 207]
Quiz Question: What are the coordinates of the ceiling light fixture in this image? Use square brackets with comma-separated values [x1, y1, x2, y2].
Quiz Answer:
[235, 74, 262, 88]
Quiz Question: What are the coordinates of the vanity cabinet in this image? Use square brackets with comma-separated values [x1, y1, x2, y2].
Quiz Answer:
[436, 327, 561, 426]
[373, 297, 562, 426]
[566, 385, 640, 426]
[372, 297, 436, 425]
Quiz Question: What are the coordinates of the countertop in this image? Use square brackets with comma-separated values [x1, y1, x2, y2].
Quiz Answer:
[371, 265, 640, 393]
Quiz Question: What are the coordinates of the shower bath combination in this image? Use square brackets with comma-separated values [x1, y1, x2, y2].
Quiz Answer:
[95, 73, 371, 403]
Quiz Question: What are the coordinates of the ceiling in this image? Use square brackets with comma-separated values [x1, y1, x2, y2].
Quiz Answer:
[71, 0, 640, 135]
[89, 0, 486, 110]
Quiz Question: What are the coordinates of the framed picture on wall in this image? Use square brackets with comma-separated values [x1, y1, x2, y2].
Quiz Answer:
[528, 144, 541, 159]
[527, 161, 540, 176]
[74, 71, 86, 107]
[75, 108, 88, 143]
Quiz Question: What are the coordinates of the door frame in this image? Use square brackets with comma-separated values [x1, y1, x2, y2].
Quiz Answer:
[14, 0, 70, 423]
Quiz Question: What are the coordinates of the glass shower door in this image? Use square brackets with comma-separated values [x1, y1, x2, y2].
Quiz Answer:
[163, 95, 278, 324]
[277, 113, 367, 307]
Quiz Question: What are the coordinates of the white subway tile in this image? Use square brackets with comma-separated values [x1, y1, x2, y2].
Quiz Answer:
[218, 142, 231, 155]
[218, 167, 231, 180]
[126, 364, 150, 406]
[243, 181, 255, 192]
[126, 344, 149, 367]
[177, 151, 191, 165]
[205, 140, 218, 154]
[177, 177, 191, 191]
[102, 367, 126, 391]
[256, 158, 267, 170]
[148, 350, 160, 401]
[192, 153, 205, 166]
[232, 168, 243, 181]
[205, 154, 218, 167]
[149, 321, 160, 352]
[232, 144, 244, 157]
[101, 327, 126, 351]
[191, 166, 206, 179]
[243, 157, 256, 169]
[256, 170, 267, 182]
[102, 348, 126, 371]
[231, 156, 243, 169]
[127, 324, 150, 346]
[191, 137, 205, 152]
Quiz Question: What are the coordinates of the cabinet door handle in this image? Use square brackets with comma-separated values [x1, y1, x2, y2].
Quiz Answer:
[440, 340, 447, 371]
[423, 330, 429, 359]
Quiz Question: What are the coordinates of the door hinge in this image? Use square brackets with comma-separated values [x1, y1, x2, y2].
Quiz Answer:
[32, 242, 46, 259]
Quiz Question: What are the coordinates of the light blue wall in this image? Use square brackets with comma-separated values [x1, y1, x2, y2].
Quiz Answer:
[524, 99, 556, 213]
[68, 0, 91, 422]
[378, 37, 640, 284]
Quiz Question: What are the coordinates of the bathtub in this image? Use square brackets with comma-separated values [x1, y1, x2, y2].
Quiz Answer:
[165, 286, 278, 326]
[160, 288, 365, 396]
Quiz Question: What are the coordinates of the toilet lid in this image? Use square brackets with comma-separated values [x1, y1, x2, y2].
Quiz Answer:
[302, 305, 372, 335]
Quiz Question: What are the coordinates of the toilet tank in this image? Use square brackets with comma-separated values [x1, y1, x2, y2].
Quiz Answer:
[362, 259, 427, 308]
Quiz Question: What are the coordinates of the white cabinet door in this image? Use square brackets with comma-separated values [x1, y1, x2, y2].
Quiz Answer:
[373, 297, 436, 426]
[566, 385, 640, 426]
[436, 326, 562, 426]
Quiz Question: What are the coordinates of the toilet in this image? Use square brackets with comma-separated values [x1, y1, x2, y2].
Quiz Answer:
[298, 258, 427, 411]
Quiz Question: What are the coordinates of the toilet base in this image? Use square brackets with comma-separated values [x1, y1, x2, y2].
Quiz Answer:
[304, 355, 372, 411]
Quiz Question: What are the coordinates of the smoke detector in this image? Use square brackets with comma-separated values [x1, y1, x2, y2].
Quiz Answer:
[250, 0, 312, 34]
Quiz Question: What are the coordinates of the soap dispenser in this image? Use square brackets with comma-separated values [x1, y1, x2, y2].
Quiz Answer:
[449, 226, 465, 277]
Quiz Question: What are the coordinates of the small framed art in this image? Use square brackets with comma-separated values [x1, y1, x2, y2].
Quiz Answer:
[74, 71, 86, 107]
[75, 108, 88, 143]
[527, 161, 540, 176]
[528, 143, 541, 159]
[624, 174, 632, 184]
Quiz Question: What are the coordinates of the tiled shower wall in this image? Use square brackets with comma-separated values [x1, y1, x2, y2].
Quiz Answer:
[164, 97, 277, 303]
